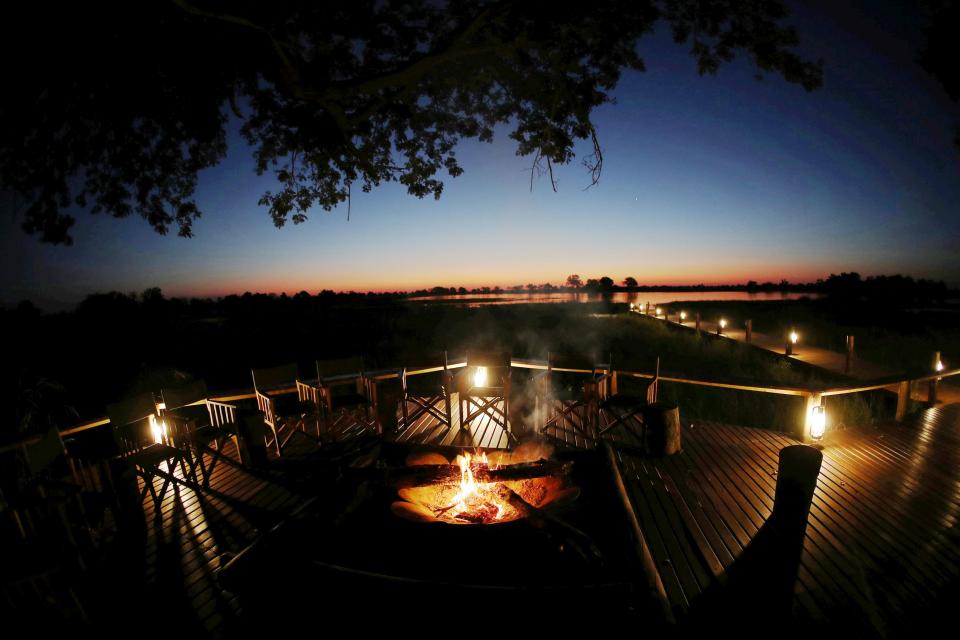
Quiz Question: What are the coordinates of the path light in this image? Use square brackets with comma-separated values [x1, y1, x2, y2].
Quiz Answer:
[787, 329, 799, 356]
[810, 405, 826, 441]
[473, 366, 488, 388]
[149, 414, 168, 445]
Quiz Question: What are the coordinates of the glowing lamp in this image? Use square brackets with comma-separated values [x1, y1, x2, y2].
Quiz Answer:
[719, 318, 727, 329]
[149, 414, 168, 444]
[680, 311, 687, 321]
[630, 303, 635, 311]
[935, 359, 944, 372]
[473, 366, 488, 388]
[810, 405, 826, 440]
[790, 331, 799, 344]
[656, 307, 663, 316]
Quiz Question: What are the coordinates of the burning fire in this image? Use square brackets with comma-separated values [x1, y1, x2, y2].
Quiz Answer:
[446, 452, 506, 523]
[392, 443, 576, 525]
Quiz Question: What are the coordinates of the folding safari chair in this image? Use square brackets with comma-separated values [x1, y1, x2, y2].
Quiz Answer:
[161, 380, 240, 487]
[107, 393, 198, 509]
[535, 352, 603, 443]
[314, 356, 376, 439]
[597, 356, 659, 444]
[398, 352, 455, 441]
[252, 363, 308, 456]
[457, 350, 515, 443]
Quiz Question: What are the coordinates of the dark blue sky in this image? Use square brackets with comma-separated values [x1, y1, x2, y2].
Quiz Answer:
[3, 0, 958, 310]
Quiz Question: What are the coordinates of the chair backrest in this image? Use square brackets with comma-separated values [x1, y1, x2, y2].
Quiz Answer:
[296, 379, 321, 405]
[205, 399, 237, 428]
[161, 379, 208, 411]
[463, 350, 511, 392]
[107, 393, 159, 455]
[548, 352, 598, 374]
[107, 393, 158, 427]
[251, 364, 298, 392]
[316, 356, 365, 382]
[466, 350, 511, 369]
[401, 351, 450, 389]
[23, 427, 67, 476]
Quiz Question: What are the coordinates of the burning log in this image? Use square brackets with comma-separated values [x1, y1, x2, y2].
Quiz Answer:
[386, 459, 572, 490]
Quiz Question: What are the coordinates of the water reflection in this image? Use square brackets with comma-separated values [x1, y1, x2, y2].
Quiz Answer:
[408, 291, 818, 308]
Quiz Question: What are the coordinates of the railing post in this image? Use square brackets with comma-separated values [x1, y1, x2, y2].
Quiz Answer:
[801, 392, 822, 442]
[844, 335, 854, 374]
[611, 369, 619, 396]
[745, 319, 752, 343]
[695, 312, 701, 333]
[895, 380, 910, 422]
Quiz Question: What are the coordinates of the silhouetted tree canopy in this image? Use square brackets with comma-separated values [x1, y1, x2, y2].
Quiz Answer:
[1, 0, 822, 244]
[919, 0, 960, 148]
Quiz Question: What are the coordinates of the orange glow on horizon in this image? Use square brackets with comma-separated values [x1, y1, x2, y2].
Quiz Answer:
[168, 267, 827, 299]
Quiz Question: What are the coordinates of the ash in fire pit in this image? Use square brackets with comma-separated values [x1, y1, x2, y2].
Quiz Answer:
[391, 442, 578, 525]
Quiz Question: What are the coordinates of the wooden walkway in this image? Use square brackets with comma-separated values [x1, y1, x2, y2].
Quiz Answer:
[83, 402, 960, 636]
[609, 405, 960, 636]
[638, 311, 960, 405]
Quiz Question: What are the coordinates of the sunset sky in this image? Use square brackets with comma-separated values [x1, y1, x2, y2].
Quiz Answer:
[3, 0, 958, 310]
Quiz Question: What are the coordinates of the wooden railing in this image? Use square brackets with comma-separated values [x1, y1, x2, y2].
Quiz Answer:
[3, 358, 958, 455]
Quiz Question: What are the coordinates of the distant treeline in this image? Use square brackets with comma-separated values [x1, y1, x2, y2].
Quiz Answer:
[3, 272, 954, 318]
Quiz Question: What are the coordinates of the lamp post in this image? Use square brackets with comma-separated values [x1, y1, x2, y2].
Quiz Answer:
[929, 351, 943, 406]
[810, 405, 826, 441]
[786, 330, 799, 356]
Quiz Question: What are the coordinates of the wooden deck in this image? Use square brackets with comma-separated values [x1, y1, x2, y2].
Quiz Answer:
[392, 392, 512, 449]
[87, 403, 960, 636]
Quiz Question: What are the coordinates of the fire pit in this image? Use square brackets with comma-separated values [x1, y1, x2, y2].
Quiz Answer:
[217, 441, 638, 631]
[390, 442, 578, 525]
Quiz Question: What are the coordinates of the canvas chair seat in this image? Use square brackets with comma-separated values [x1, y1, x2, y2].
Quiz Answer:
[404, 374, 449, 397]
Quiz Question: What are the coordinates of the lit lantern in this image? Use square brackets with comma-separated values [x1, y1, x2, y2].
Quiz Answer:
[718, 318, 727, 334]
[810, 405, 826, 440]
[680, 311, 687, 322]
[935, 358, 944, 372]
[790, 331, 799, 344]
[630, 303, 636, 311]
[149, 414, 168, 444]
[474, 366, 488, 388]
[656, 307, 663, 316]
